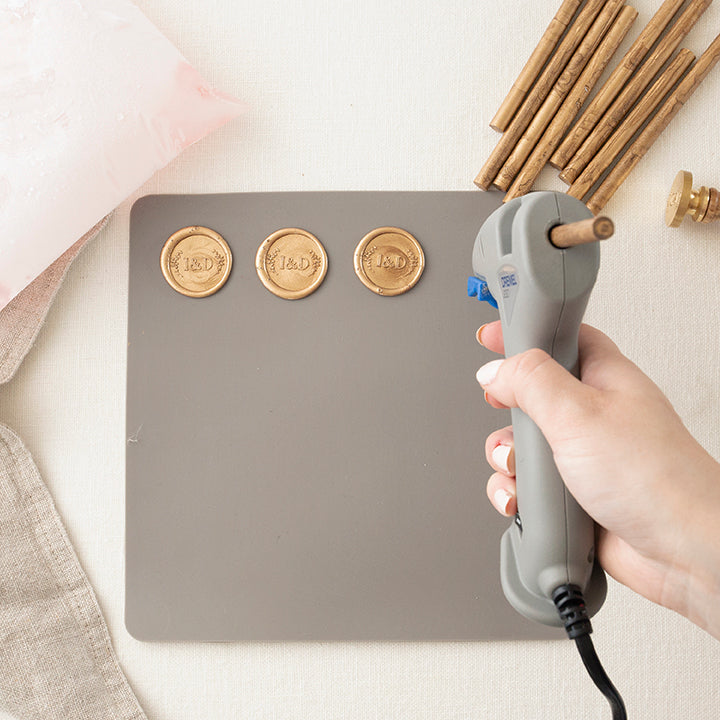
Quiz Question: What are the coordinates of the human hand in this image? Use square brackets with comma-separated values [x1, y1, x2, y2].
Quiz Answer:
[476, 320, 720, 640]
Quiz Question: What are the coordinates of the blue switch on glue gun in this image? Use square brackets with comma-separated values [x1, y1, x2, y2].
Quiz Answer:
[467, 275, 498, 309]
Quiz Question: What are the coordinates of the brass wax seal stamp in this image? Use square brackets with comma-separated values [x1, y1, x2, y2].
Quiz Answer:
[353, 227, 425, 296]
[160, 226, 232, 298]
[666, 170, 720, 227]
[255, 228, 328, 300]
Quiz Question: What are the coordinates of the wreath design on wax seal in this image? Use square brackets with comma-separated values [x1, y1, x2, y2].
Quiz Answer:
[308, 249, 323, 275]
[169, 249, 183, 275]
[211, 248, 225, 274]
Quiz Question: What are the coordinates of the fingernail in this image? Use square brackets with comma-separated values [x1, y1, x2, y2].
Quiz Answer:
[491, 444, 512, 474]
[476, 324, 488, 346]
[476, 359, 503, 387]
[493, 488, 514, 516]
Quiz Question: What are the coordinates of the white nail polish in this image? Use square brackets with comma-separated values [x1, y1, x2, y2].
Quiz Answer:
[493, 488, 514, 516]
[491, 444, 512, 474]
[476, 359, 503, 387]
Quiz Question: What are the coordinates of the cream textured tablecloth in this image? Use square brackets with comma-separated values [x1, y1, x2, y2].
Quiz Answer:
[2, 0, 720, 717]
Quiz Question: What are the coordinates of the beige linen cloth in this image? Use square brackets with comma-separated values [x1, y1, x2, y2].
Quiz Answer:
[0, 219, 148, 720]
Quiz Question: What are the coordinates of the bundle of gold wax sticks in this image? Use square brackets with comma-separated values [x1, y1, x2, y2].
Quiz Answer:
[475, 0, 720, 214]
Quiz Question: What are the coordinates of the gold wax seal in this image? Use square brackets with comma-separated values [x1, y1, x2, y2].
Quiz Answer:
[255, 228, 328, 300]
[160, 226, 232, 298]
[353, 227, 425, 296]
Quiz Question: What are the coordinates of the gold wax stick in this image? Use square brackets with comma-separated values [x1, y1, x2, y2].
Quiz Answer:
[549, 216, 615, 247]
[490, 0, 583, 132]
[560, 0, 712, 185]
[474, 0, 610, 191]
[550, 0, 686, 170]
[587, 33, 720, 214]
[494, 0, 626, 192]
[503, 5, 637, 202]
[567, 48, 695, 201]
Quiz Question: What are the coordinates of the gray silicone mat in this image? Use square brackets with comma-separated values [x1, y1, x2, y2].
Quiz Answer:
[126, 191, 557, 642]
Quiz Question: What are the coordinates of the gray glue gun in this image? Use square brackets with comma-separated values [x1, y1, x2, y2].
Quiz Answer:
[468, 192, 608, 628]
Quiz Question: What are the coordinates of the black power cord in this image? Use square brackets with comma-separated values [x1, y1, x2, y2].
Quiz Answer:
[552, 585, 627, 720]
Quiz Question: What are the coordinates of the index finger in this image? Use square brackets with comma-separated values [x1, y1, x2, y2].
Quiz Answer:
[478, 321, 616, 364]
[476, 320, 504, 354]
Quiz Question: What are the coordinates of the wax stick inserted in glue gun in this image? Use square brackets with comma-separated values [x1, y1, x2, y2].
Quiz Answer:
[467, 193, 612, 627]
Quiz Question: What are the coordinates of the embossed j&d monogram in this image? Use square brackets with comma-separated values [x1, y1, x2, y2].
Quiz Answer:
[362, 245, 418, 274]
[267, 249, 323, 276]
[169, 248, 226, 277]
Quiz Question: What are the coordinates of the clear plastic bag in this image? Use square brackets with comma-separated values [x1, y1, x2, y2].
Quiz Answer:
[0, 0, 245, 310]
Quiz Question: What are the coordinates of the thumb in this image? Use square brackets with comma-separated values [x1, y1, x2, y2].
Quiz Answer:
[476, 348, 595, 441]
